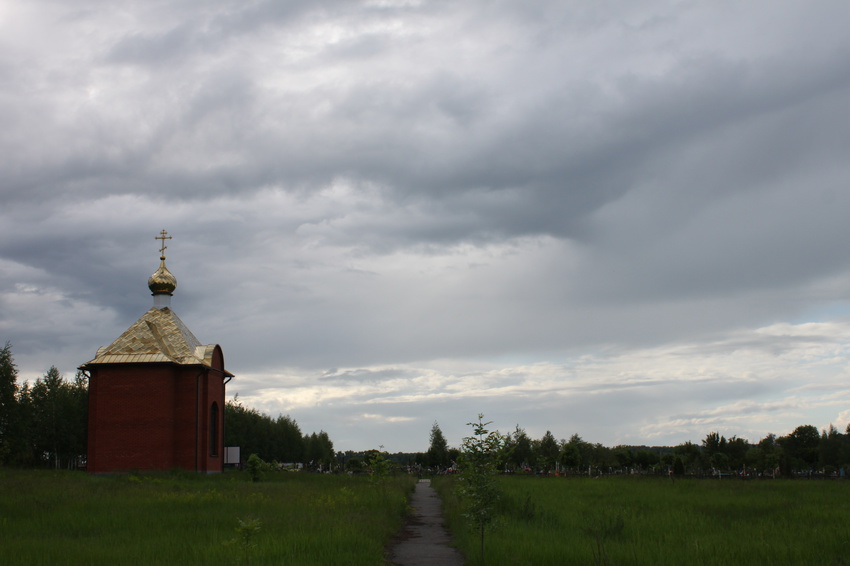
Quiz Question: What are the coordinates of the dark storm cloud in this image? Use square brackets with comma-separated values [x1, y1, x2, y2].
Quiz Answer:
[9, 0, 850, 250]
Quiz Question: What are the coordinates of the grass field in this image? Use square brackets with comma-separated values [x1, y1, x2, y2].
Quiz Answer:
[435, 475, 850, 566]
[0, 469, 415, 565]
[6, 469, 848, 565]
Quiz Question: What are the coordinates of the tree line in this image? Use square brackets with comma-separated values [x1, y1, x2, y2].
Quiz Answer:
[0, 342, 335, 470]
[0, 343, 87, 469]
[223, 396, 335, 469]
[420, 420, 850, 478]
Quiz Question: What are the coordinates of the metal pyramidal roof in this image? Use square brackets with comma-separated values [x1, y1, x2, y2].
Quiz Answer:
[83, 306, 220, 368]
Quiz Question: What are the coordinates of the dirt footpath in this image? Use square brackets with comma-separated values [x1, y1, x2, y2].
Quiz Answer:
[387, 479, 465, 566]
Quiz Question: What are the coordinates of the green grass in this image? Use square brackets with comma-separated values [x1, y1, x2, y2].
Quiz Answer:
[435, 475, 850, 566]
[0, 469, 415, 565]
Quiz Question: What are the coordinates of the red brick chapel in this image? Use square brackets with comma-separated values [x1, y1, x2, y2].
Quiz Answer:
[80, 231, 233, 473]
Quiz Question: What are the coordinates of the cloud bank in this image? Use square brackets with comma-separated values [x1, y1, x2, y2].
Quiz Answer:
[2, 0, 850, 450]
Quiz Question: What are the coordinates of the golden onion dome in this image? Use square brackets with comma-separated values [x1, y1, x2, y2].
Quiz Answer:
[148, 256, 177, 296]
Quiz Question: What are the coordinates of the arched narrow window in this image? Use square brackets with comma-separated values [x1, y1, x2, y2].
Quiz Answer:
[210, 402, 219, 457]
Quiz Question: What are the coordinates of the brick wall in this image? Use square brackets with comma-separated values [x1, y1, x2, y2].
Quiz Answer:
[87, 361, 226, 473]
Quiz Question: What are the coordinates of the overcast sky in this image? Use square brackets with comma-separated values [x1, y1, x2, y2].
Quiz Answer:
[2, 0, 850, 453]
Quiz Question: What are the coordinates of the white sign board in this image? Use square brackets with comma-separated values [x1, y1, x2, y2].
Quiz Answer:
[224, 446, 241, 465]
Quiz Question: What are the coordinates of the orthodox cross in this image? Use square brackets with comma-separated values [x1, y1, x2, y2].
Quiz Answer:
[155, 229, 172, 257]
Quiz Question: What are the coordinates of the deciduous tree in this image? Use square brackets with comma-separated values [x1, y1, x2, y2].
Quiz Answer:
[504, 425, 532, 471]
[673, 441, 702, 474]
[427, 421, 449, 469]
[534, 430, 559, 472]
[304, 430, 334, 469]
[779, 425, 820, 470]
[561, 434, 593, 472]
[458, 414, 503, 565]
